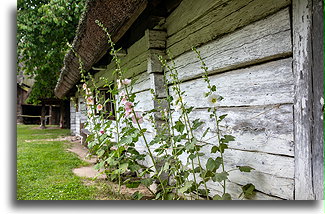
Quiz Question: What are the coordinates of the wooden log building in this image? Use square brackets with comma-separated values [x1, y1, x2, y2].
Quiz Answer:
[54, 0, 324, 200]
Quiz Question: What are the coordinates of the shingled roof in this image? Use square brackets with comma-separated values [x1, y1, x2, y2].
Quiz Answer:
[54, 0, 147, 99]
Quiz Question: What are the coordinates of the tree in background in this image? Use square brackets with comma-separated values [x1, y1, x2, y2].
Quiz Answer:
[17, 0, 86, 104]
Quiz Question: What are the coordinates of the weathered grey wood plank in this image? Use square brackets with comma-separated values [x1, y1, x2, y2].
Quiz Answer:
[227, 170, 294, 200]
[311, 0, 324, 200]
[197, 146, 294, 179]
[207, 179, 283, 200]
[292, 0, 315, 200]
[166, 0, 226, 36]
[167, 8, 292, 82]
[170, 58, 294, 107]
[182, 105, 294, 156]
[166, 0, 291, 57]
[183, 157, 289, 199]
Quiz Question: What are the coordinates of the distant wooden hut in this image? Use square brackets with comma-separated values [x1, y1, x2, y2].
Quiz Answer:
[54, 0, 324, 200]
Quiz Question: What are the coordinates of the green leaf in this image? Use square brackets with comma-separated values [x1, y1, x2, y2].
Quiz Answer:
[202, 127, 210, 138]
[126, 181, 141, 188]
[141, 178, 153, 187]
[213, 172, 229, 182]
[211, 146, 218, 153]
[192, 119, 204, 130]
[237, 166, 255, 172]
[173, 121, 185, 133]
[221, 135, 235, 143]
[213, 194, 222, 200]
[221, 193, 232, 200]
[119, 162, 129, 173]
[218, 114, 228, 121]
[194, 166, 201, 173]
[241, 183, 256, 198]
[211, 85, 217, 92]
[132, 191, 143, 200]
[218, 143, 228, 153]
[206, 158, 217, 172]
[188, 154, 196, 160]
[179, 181, 194, 193]
[96, 149, 105, 157]
[163, 162, 170, 171]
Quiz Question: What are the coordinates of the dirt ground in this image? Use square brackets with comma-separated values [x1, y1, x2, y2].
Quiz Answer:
[65, 136, 153, 199]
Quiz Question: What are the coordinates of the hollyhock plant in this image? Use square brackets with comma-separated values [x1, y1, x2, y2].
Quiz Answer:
[131, 111, 143, 124]
[121, 78, 131, 85]
[83, 83, 87, 90]
[207, 93, 223, 106]
[86, 96, 94, 105]
[124, 101, 133, 117]
[119, 91, 128, 104]
[97, 104, 103, 111]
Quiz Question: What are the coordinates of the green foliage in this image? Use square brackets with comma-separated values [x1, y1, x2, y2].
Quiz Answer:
[17, 0, 86, 103]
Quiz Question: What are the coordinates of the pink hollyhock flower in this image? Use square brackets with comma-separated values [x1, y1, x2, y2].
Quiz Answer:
[119, 91, 128, 104]
[100, 130, 104, 134]
[124, 101, 133, 117]
[131, 111, 143, 124]
[86, 96, 94, 105]
[97, 104, 103, 111]
[82, 83, 87, 90]
[121, 79, 131, 85]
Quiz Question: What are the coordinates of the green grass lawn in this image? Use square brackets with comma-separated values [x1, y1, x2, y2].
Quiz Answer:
[17, 124, 98, 200]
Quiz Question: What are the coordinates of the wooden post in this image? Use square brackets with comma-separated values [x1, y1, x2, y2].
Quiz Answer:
[59, 100, 65, 129]
[310, 0, 324, 200]
[48, 105, 53, 125]
[40, 101, 46, 129]
[292, 0, 324, 200]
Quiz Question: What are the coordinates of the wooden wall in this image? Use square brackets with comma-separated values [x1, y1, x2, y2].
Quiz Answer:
[165, 0, 294, 200]
[88, 0, 323, 200]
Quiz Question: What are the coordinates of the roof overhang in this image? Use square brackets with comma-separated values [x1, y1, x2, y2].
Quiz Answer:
[54, 0, 148, 99]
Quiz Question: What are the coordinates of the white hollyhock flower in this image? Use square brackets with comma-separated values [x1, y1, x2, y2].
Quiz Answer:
[207, 93, 223, 106]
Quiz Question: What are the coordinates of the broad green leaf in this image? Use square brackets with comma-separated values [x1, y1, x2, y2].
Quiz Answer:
[179, 181, 194, 193]
[126, 181, 141, 188]
[241, 183, 256, 198]
[218, 143, 228, 153]
[206, 158, 217, 172]
[188, 154, 196, 160]
[211, 146, 218, 153]
[119, 162, 129, 173]
[141, 178, 153, 187]
[221, 193, 232, 200]
[221, 135, 235, 143]
[218, 114, 228, 121]
[213, 172, 229, 182]
[237, 166, 255, 172]
[173, 121, 185, 133]
[213, 194, 222, 200]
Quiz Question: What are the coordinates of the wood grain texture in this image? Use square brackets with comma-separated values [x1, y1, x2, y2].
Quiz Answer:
[170, 58, 294, 107]
[167, 8, 292, 82]
[166, 0, 291, 57]
[311, 0, 324, 200]
[292, 0, 315, 200]
[181, 105, 294, 156]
